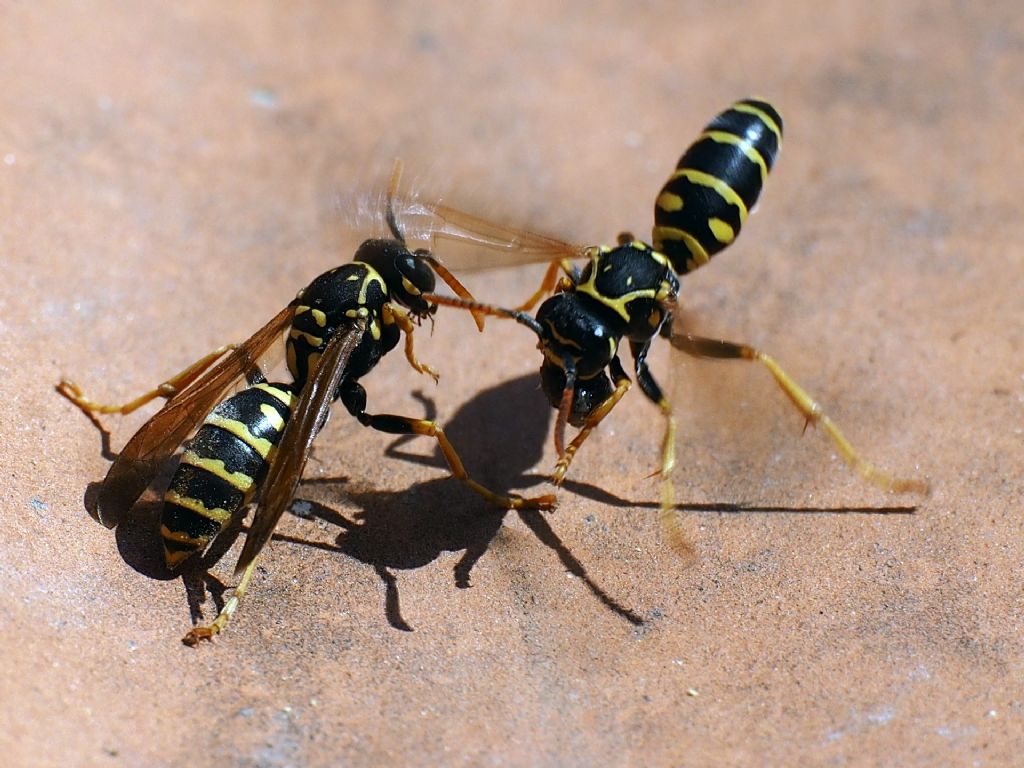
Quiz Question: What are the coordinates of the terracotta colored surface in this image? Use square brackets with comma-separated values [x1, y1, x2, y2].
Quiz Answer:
[3, 2, 1022, 765]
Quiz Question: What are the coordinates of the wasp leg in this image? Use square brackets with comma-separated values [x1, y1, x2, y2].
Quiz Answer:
[341, 381, 556, 511]
[672, 333, 929, 494]
[628, 339, 676, 484]
[552, 365, 576, 460]
[384, 303, 439, 383]
[181, 553, 259, 646]
[628, 340, 693, 562]
[514, 258, 568, 313]
[552, 358, 632, 486]
[57, 344, 241, 417]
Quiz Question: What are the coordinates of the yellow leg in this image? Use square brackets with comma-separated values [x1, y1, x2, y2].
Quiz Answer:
[409, 418, 556, 510]
[360, 411, 556, 510]
[671, 334, 929, 494]
[181, 554, 259, 646]
[57, 345, 239, 416]
[514, 259, 567, 313]
[385, 304, 439, 383]
[551, 376, 632, 486]
[652, 400, 696, 563]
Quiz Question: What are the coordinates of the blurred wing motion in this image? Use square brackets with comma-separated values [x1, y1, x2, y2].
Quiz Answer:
[97, 305, 296, 527]
[390, 196, 588, 271]
[234, 319, 365, 574]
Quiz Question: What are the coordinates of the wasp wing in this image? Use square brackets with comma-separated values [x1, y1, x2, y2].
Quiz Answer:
[234, 319, 365, 574]
[97, 305, 296, 528]
[392, 197, 587, 271]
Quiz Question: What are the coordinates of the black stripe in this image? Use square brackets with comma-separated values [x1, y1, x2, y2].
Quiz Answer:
[161, 499, 225, 545]
[208, 385, 293, 447]
[158, 382, 296, 552]
[678, 136, 764, 211]
[658, 175, 744, 256]
[654, 100, 783, 272]
[166, 464, 246, 519]
[162, 535, 202, 556]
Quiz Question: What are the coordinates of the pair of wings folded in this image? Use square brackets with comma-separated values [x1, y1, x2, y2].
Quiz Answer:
[98, 305, 363, 575]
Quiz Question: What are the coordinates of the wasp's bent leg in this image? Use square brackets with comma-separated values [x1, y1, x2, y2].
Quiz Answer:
[672, 333, 928, 494]
[342, 381, 556, 511]
[58, 344, 241, 416]
[181, 553, 260, 646]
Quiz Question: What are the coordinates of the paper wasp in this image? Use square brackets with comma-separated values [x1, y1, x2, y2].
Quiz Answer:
[406, 99, 929, 558]
[58, 165, 555, 644]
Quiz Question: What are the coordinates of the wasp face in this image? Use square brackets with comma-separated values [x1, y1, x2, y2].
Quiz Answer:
[352, 239, 438, 318]
[394, 249, 439, 318]
[540, 360, 613, 426]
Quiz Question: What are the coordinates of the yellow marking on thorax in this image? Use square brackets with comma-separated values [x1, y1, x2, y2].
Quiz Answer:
[311, 308, 327, 327]
[205, 414, 274, 458]
[575, 257, 659, 324]
[179, 450, 255, 492]
[668, 169, 748, 222]
[357, 266, 388, 306]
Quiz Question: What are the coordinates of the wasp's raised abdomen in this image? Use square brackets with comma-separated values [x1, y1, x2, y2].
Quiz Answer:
[653, 99, 783, 275]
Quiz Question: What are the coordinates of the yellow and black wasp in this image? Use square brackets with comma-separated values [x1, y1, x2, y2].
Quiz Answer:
[58, 165, 555, 645]
[408, 99, 929, 558]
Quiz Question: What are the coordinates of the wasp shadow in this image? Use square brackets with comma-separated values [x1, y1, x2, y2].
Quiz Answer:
[76, 471, 250, 626]
[555, 475, 919, 516]
[299, 373, 645, 629]
[73, 373, 650, 632]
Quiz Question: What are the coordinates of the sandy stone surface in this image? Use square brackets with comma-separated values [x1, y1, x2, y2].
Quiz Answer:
[2, 2, 1022, 765]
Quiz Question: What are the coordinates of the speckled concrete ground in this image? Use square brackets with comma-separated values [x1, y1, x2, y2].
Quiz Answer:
[2, 2, 1022, 766]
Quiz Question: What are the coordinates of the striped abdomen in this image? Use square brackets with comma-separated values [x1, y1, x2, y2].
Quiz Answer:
[653, 99, 783, 275]
[160, 382, 296, 568]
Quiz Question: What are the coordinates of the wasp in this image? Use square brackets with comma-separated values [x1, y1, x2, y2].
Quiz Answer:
[407, 99, 928, 558]
[58, 164, 555, 644]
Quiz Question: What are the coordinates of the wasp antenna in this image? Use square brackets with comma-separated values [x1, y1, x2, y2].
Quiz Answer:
[421, 255, 486, 331]
[425, 292, 545, 337]
[385, 158, 405, 243]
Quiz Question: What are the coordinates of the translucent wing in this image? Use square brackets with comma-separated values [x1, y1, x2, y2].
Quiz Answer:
[234, 320, 365, 573]
[97, 305, 296, 527]
[391, 196, 588, 271]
